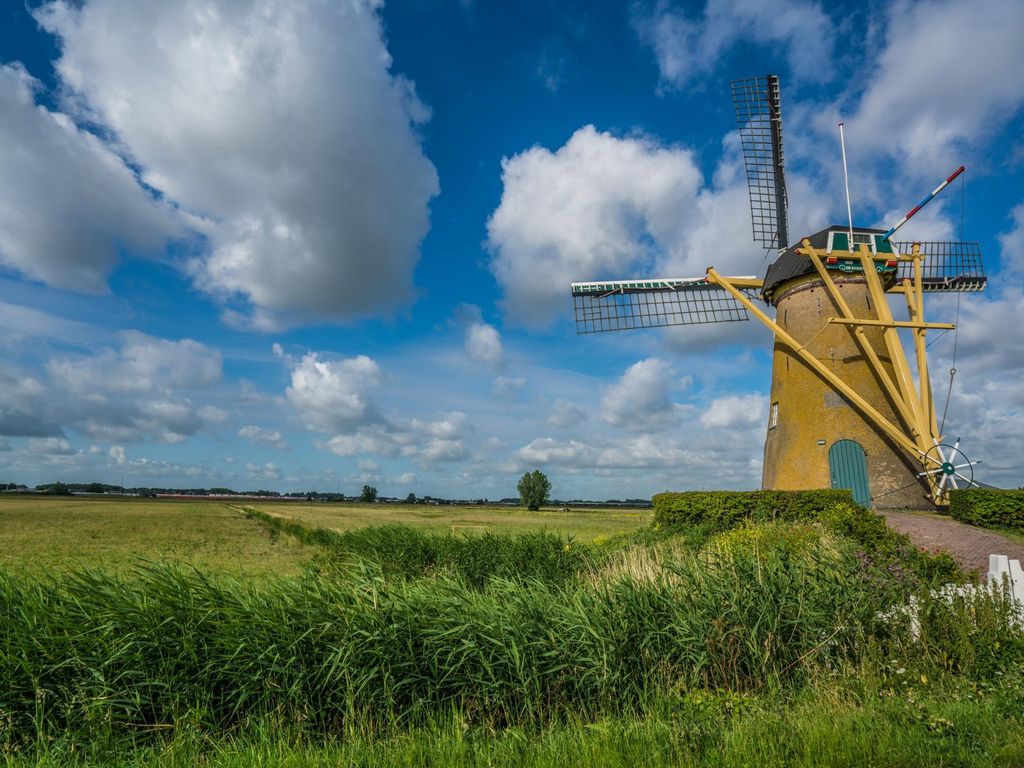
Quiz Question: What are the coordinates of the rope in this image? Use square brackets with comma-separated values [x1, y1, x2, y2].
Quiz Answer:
[938, 170, 967, 438]
[938, 291, 961, 436]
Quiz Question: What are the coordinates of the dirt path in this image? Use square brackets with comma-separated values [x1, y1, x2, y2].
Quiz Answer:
[882, 511, 1024, 574]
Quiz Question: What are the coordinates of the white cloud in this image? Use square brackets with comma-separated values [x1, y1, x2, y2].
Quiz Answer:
[238, 425, 288, 451]
[0, 63, 179, 292]
[516, 437, 596, 466]
[410, 411, 467, 440]
[600, 358, 682, 428]
[47, 331, 222, 395]
[286, 353, 382, 433]
[323, 428, 402, 458]
[493, 376, 526, 399]
[108, 445, 126, 466]
[465, 323, 504, 368]
[487, 125, 702, 327]
[36, 0, 438, 327]
[27, 437, 74, 455]
[245, 462, 282, 482]
[0, 333, 226, 444]
[700, 393, 768, 428]
[844, 0, 1024, 175]
[420, 438, 468, 463]
[548, 398, 587, 428]
[633, 0, 833, 92]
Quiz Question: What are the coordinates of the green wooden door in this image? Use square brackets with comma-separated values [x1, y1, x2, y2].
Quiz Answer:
[829, 440, 870, 506]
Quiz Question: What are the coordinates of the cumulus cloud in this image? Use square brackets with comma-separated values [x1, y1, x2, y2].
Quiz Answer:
[601, 358, 684, 428]
[286, 353, 383, 433]
[843, 0, 1024, 176]
[487, 126, 702, 326]
[453, 304, 505, 368]
[47, 331, 221, 395]
[0, 332, 225, 444]
[36, 0, 438, 327]
[239, 425, 288, 451]
[0, 63, 179, 292]
[633, 0, 833, 92]
[700, 393, 768, 428]
[465, 323, 504, 368]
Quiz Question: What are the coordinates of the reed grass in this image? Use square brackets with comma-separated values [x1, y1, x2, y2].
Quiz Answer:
[2, 517, 1020, 765]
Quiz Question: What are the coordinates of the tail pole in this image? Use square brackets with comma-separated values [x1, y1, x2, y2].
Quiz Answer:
[883, 166, 966, 241]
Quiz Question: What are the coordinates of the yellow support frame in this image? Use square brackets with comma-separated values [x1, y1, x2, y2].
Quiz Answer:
[707, 239, 952, 503]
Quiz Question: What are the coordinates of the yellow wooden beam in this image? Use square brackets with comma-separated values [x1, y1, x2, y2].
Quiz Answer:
[722, 277, 764, 288]
[706, 268, 922, 457]
[856, 244, 933, 453]
[800, 240, 922, 440]
[827, 318, 956, 330]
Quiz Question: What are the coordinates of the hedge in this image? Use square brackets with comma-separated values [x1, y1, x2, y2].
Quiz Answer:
[653, 489, 856, 532]
[949, 489, 1024, 530]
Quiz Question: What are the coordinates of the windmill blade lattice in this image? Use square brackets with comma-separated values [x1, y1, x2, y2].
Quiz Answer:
[893, 241, 987, 292]
[571, 278, 756, 334]
[731, 75, 789, 250]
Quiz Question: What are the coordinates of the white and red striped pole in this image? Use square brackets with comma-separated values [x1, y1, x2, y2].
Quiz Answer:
[883, 165, 965, 241]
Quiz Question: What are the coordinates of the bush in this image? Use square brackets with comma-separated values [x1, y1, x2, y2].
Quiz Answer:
[652, 494, 962, 588]
[949, 488, 1024, 530]
[652, 490, 855, 533]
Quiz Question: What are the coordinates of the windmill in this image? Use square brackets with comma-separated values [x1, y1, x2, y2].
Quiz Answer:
[570, 74, 986, 508]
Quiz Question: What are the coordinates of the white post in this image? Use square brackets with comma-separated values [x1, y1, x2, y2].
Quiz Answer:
[839, 122, 854, 248]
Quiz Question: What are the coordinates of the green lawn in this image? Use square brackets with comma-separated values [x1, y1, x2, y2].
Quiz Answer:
[0, 495, 313, 576]
[248, 500, 652, 541]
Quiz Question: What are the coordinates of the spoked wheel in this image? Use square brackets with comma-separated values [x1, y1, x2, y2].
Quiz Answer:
[916, 437, 980, 498]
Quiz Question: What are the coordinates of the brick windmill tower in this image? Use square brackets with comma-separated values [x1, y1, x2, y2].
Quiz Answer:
[571, 75, 986, 508]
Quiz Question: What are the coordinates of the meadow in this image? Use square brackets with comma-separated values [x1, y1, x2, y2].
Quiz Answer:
[1, 494, 1022, 766]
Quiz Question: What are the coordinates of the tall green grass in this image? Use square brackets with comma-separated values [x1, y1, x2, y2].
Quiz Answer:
[246, 509, 596, 586]
[2, 520, 992, 747]
[2, 515, 1020, 765]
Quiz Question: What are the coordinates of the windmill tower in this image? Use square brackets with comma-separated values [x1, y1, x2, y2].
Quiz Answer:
[571, 74, 986, 508]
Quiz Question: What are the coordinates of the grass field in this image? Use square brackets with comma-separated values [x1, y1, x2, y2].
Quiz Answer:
[2, 494, 1022, 767]
[0, 496, 314, 575]
[0, 496, 650, 574]
[250, 500, 652, 540]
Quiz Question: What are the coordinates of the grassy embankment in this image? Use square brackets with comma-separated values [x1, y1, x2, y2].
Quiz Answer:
[1, 495, 1022, 766]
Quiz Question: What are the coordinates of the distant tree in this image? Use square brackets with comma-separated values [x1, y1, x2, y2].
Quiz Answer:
[405, 492, 417, 504]
[517, 470, 551, 511]
[85, 482, 106, 494]
[360, 485, 379, 503]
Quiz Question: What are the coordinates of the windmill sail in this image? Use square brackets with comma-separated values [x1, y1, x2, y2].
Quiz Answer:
[731, 75, 789, 250]
[571, 277, 757, 334]
[893, 241, 986, 292]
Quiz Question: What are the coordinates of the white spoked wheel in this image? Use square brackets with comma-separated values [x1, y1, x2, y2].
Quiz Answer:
[917, 437, 980, 497]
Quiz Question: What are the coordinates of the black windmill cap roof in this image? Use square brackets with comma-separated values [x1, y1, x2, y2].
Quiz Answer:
[761, 224, 888, 304]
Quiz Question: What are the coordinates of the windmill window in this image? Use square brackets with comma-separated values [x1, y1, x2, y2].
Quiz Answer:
[769, 401, 779, 429]
[829, 231, 848, 252]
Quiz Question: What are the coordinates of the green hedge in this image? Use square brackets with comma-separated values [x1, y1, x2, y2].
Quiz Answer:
[949, 489, 1024, 530]
[653, 490, 856, 532]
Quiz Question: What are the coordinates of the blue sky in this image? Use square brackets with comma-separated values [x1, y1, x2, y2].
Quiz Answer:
[1, 0, 1022, 498]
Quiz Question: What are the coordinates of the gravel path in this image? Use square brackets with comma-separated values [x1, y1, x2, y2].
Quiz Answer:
[882, 511, 1024, 574]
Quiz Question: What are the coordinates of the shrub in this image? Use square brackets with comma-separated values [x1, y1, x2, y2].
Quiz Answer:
[652, 490, 855, 533]
[949, 488, 1024, 530]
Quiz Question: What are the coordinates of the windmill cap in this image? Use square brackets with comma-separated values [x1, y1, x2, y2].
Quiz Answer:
[762, 225, 888, 304]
